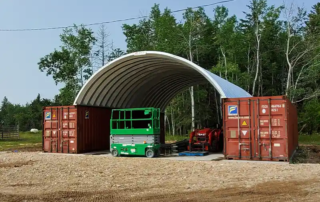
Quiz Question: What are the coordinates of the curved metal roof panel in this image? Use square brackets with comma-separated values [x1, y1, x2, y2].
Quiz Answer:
[74, 51, 251, 111]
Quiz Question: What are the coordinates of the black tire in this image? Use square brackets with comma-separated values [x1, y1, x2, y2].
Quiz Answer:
[219, 132, 224, 152]
[111, 149, 119, 157]
[146, 149, 155, 158]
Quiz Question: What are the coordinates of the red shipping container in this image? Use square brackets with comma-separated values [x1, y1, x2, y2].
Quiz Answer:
[42, 106, 112, 154]
[223, 96, 298, 162]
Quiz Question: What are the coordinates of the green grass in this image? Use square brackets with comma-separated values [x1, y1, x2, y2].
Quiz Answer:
[165, 135, 189, 142]
[299, 134, 320, 145]
[0, 131, 42, 151]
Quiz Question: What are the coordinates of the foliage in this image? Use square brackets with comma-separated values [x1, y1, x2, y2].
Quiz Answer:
[0, 95, 53, 131]
[123, 1, 320, 135]
[1, 1, 320, 136]
[38, 24, 97, 105]
[298, 134, 320, 145]
[165, 135, 188, 142]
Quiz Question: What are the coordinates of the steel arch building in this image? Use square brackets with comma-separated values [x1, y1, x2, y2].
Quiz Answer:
[74, 51, 251, 111]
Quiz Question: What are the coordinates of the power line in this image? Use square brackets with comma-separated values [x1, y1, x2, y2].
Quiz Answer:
[0, 0, 234, 32]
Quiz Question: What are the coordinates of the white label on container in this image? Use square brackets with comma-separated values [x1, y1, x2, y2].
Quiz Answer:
[131, 149, 136, 153]
[228, 116, 249, 119]
[70, 140, 74, 143]
[262, 109, 266, 114]
[274, 143, 280, 147]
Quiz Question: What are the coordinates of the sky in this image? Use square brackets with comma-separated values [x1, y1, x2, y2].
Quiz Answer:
[0, 0, 317, 105]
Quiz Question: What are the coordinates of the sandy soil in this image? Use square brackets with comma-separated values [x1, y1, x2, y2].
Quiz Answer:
[0, 152, 320, 202]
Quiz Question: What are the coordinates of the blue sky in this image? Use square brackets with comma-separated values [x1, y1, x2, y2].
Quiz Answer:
[0, 0, 317, 105]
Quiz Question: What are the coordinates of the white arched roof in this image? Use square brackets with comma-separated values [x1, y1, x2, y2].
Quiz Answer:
[74, 51, 251, 111]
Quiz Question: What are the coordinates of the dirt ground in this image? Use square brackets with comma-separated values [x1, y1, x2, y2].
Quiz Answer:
[293, 145, 320, 164]
[0, 151, 320, 202]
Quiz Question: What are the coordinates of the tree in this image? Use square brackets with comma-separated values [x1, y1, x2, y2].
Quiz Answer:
[178, 7, 210, 132]
[93, 24, 111, 69]
[282, 3, 320, 103]
[38, 24, 96, 105]
[107, 46, 126, 62]
[213, 6, 238, 80]
[0, 95, 54, 131]
[241, 0, 267, 95]
[123, 4, 179, 54]
[306, 3, 320, 36]
[240, 0, 283, 96]
[0, 97, 12, 126]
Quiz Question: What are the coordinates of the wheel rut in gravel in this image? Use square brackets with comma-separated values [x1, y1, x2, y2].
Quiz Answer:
[0, 160, 35, 168]
[0, 179, 319, 202]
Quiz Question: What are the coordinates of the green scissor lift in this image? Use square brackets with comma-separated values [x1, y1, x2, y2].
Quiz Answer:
[110, 107, 161, 158]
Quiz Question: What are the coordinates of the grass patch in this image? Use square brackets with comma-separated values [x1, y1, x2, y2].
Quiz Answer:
[0, 131, 42, 151]
[165, 135, 188, 142]
[299, 134, 320, 145]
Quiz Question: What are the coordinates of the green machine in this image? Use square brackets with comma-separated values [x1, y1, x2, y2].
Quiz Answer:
[110, 107, 161, 158]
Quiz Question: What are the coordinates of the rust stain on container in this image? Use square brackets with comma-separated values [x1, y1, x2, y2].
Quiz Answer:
[42, 106, 111, 154]
[223, 96, 298, 162]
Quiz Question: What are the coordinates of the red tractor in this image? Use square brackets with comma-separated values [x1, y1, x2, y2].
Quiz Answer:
[187, 128, 223, 152]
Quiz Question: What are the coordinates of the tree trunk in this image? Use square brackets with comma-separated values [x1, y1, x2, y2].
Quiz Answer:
[252, 24, 261, 96]
[189, 33, 195, 132]
[285, 22, 292, 98]
[165, 110, 171, 136]
[221, 47, 227, 80]
[215, 90, 220, 125]
[190, 86, 195, 131]
[170, 106, 175, 136]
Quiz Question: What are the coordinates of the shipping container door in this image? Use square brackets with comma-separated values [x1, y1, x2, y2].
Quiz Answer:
[224, 100, 253, 160]
[43, 108, 59, 153]
[254, 98, 288, 161]
[60, 107, 77, 153]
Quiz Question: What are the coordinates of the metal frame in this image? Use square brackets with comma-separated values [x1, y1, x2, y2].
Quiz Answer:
[74, 51, 252, 111]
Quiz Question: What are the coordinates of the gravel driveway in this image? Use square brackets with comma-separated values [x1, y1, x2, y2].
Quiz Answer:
[0, 152, 320, 201]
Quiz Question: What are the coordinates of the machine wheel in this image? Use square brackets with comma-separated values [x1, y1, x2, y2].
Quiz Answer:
[156, 150, 161, 157]
[146, 149, 155, 158]
[111, 149, 119, 157]
[219, 132, 224, 152]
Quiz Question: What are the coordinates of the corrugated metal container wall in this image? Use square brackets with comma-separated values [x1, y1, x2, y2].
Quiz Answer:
[76, 106, 111, 153]
[43, 106, 111, 154]
[223, 96, 298, 162]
